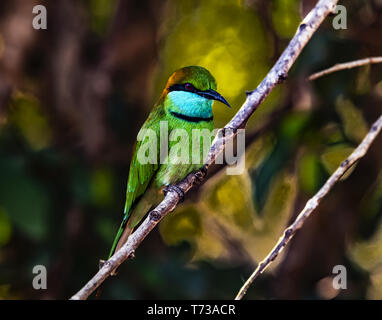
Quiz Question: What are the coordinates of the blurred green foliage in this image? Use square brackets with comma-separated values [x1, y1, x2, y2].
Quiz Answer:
[0, 156, 50, 241]
[10, 92, 52, 151]
[89, 0, 117, 35]
[272, 0, 301, 38]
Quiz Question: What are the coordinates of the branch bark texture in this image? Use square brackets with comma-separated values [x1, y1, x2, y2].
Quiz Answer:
[70, 0, 339, 300]
[308, 56, 382, 80]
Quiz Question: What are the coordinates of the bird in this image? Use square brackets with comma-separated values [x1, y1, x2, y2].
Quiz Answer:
[104, 66, 231, 271]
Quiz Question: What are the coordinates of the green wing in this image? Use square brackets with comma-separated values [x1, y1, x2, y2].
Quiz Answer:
[107, 111, 161, 258]
[124, 138, 158, 218]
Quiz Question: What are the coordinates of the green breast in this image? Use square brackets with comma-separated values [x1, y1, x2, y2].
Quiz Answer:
[154, 112, 214, 187]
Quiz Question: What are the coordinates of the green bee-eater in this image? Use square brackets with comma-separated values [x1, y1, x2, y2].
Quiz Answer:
[106, 66, 230, 265]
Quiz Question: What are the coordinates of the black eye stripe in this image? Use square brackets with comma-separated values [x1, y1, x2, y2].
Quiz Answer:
[168, 83, 198, 93]
[167, 83, 231, 108]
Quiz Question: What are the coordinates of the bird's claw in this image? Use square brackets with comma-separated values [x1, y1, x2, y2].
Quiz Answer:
[194, 167, 207, 185]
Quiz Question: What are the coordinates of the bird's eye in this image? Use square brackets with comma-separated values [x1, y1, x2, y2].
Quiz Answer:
[184, 83, 194, 91]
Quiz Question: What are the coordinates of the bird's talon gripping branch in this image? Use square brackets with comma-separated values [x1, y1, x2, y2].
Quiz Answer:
[194, 167, 207, 185]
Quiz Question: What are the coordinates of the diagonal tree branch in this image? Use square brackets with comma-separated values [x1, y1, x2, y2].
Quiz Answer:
[308, 56, 382, 80]
[70, 0, 338, 300]
[235, 114, 382, 300]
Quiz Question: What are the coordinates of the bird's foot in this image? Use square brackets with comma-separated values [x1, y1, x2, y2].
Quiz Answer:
[164, 185, 184, 203]
[194, 166, 207, 185]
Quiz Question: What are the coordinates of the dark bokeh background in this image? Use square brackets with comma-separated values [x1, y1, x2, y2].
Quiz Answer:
[1, 0, 382, 299]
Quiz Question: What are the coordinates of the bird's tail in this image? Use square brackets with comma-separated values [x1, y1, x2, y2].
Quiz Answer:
[98, 216, 133, 275]
[96, 216, 132, 298]
[108, 216, 133, 261]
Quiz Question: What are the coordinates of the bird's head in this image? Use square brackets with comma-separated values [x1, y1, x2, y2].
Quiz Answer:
[160, 66, 230, 120]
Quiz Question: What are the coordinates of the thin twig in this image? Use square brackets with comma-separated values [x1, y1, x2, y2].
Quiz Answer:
[235, 114, 382, 300]
[308, 56, 382, 80]
[70, 0, 338, 300]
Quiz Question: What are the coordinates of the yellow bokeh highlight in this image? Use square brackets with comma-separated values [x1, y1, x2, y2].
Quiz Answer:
[9, 92, 52, 151]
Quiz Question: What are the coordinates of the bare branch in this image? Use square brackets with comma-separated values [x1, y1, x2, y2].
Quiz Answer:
[70, 0, 338, 300]
[308, 56, 382, 80]
[235, 114, 382, 300]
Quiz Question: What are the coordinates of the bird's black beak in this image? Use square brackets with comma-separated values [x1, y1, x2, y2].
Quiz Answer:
[196, 89, 231, 108]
